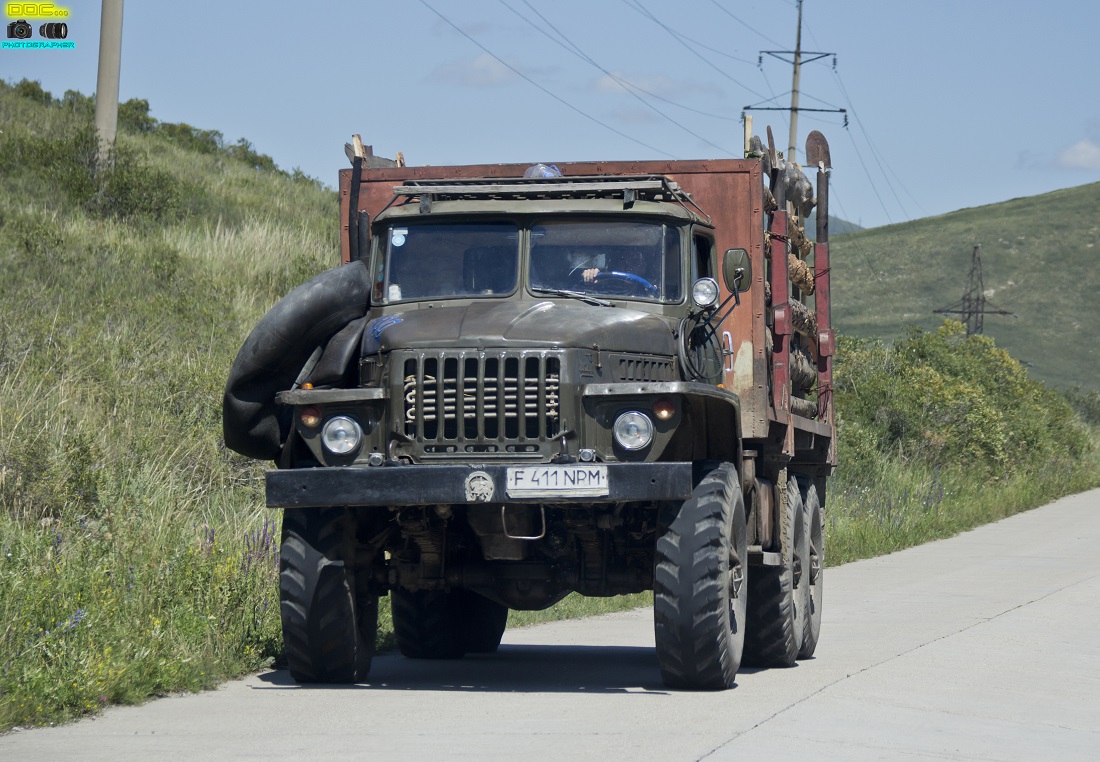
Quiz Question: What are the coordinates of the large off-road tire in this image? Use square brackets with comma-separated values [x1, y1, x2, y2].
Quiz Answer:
[391, 589, 468, 659]
[799, 480, 824, 659]
[743, 476, 809, 667]
[280, 507, 376, 683]
[457, 591, 509, 653]
[654, 463, 748, 690]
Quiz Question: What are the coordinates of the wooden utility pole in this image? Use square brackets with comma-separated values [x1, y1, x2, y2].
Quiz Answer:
[788, 0, 803, 162]
[94, 0, 124, 172]
[742, 1, 844, 162]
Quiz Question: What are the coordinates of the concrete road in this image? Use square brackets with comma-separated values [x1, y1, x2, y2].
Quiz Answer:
[4, 489, 1099, 761]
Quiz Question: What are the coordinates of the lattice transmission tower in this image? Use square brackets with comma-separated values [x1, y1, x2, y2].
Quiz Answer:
[934, 244, 1015, 336]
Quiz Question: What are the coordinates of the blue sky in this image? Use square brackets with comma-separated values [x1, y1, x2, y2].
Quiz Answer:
[4, 0, 1099, 230]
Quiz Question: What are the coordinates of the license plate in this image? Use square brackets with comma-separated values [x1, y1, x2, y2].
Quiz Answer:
[505, 465, 609, 498]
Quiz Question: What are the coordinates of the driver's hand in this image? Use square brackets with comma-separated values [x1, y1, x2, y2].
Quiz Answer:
[582, 268, 599, 283]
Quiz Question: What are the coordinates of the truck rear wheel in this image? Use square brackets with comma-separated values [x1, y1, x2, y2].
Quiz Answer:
[743, 476, 809, 667]
[654, 463, 747, 690]
[458, 591, 509, 653]
[392, 589, 468, 659]
[799, 481, 824, 659]
[279, 508, 376, 683]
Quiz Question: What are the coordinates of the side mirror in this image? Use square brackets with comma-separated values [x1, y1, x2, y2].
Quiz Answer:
[354, 210, 370, 262]
[723, 248, 752, 293]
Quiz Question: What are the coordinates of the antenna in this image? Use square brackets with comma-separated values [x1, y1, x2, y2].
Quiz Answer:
[933, 245, 1016, 335]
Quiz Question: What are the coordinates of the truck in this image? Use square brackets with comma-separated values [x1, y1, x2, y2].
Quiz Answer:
[223, 126, 837, 690]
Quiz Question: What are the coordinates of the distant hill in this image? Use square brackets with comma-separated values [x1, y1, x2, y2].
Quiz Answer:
[806, 211, 862, 237]
[830, 182, 1100, 392]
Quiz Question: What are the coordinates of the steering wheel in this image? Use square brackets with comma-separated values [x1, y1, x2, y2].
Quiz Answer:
[593, 270, 659, 297]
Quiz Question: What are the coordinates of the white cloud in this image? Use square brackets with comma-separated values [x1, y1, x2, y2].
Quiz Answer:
[432, 53, 516, 87]
[1056, 139, 1100, 170]
[594, 72, 722, 99]
[608, 107, 663, 126]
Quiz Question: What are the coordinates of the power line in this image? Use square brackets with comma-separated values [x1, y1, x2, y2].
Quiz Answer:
[826, 186, 888, 284]
[418, 0, 677, 159]
[622, 0, 769, 101]
[500, 0, 738, 154]
[831, 69, 912, 220]
[844, 126, 893, 224]
[706, 0, 786, 48]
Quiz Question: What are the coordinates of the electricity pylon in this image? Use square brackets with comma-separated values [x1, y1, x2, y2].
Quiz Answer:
[934, 245, 1015, 336]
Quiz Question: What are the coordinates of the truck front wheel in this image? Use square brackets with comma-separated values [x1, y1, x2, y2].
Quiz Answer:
[653, 462, 747, 690]
[279, 508, 376, 683]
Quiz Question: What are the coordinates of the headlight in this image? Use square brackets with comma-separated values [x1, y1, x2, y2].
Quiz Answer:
[321, 416, 362, 454]
[692, 277, 720, 309]
[613, 411, 654, 451]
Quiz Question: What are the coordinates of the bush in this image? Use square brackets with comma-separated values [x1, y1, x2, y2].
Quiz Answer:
[13, 78, 52, 106]
[118, 98, 156, 134]
[1064, 386, 1100, 426]
[156, 121, 224, 155]
[835, 321, 1091, 478]
[0, 124, 183, 222]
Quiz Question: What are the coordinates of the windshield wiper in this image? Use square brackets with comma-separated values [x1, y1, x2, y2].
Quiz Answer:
[530, 288, 612, 307]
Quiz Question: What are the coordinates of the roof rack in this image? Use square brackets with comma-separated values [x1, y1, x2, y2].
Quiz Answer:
[389, 175, 712, 225]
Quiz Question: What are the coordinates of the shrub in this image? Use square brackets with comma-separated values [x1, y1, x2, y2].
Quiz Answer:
[225, 138, 278, 172]
[1064, 386, 1100, 426]
[156, 121, 224, 155]
[118, 98, 156, 134]
[835, 321, 1091, 477]
[0, 124, 183, 222]
[13, 78, 52, 106]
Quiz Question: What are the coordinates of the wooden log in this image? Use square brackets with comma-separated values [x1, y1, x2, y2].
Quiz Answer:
[790, 345, 816, 392]
[790, 395, 818, 419]
[790, 299, 818, 339]
[788, 214, 814, 258]
[788, 253, 815, 295]
[763, 184, 778, 213]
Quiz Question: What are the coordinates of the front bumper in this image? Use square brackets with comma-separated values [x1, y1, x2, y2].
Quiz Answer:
[266, 462, 693, 508]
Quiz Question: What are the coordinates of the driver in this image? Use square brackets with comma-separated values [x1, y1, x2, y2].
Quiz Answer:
[582, 249, 647, 283]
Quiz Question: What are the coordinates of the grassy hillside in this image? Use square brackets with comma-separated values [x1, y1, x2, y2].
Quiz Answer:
[830, 183, 1100, 391]
[0, 80, 331, 727]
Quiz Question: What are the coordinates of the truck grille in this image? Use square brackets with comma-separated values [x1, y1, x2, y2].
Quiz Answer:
[617, 354, 675, 382]
[402, 351, 561, 444]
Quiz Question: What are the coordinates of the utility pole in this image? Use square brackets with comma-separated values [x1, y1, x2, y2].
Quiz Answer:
[94, 0, 124, 173]
[788, 0, 803, 162]
[934, 245, 1016, 336]
[742, 1, 844, 162]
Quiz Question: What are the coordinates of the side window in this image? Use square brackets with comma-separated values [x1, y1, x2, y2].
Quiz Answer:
[692, 234, 714, 281]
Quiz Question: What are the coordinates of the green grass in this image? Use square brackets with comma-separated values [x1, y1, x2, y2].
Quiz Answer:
[0, 78, 1097, 730]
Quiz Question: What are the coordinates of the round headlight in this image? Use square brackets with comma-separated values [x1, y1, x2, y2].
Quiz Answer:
[321, 416, 362, 454]
[692, 277, 720, 309]
[613, 411, 654, 451]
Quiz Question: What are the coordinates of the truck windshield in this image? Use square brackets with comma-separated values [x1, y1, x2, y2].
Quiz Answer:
[529, 220, 682, 303]
[376, 221, 520, 303]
